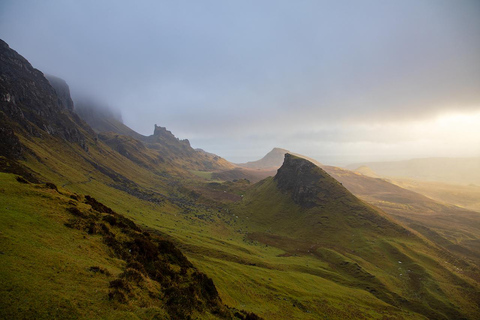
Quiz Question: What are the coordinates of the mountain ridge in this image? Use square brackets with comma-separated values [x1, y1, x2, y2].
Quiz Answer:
[0, 39, 92, 152]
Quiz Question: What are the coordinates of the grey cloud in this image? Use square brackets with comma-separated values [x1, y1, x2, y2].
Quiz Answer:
[1, 0, 479, 163]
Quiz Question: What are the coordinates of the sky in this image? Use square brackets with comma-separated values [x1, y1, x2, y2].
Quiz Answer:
[1, 0, 479, 165]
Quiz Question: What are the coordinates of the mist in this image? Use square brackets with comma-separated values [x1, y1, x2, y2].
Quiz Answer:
[1, 0, 479, 164]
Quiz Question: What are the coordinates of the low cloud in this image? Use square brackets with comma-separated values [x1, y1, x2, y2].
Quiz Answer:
[1, 0, 479, 163]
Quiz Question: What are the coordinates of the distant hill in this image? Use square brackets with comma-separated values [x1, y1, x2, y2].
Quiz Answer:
[347, 157, 480, 185]
[353, 165, 379, 178]
[237, 147, 322, 170]
[388, 177, 480, 213]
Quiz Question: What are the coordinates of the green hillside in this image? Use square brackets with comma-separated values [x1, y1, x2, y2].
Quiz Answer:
[0, 173, 258, 319]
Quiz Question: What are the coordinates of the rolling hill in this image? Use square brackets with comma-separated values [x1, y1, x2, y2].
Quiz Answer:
[388, 178, 480, 213]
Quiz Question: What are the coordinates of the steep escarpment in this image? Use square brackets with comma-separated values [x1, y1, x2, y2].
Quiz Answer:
[74, 94, 235, 172]
[0, 39, 91, 151]
[45, 74, 74, 111]
[275, 153, 351, 208]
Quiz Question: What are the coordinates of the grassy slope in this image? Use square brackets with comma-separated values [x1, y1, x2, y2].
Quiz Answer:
[2, 122, 479, 319]
[229, 174, 480, 319]
[4, 132, 479, 319]
[1, 172, 261, 319]
[325, 166, 480, 265]
[0, 134, 412, 318]
[0, 173, 165, 319]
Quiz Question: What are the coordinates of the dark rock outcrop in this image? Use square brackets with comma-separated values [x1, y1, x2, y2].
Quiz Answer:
[238, 147, 323, 170]
[0, 111, 23, 158]
[0, 39, 90, 150]
[148, 124, 191, 147]
[274, 153, 351, 208]
[45, 74, 74, 111]
[274, 154, 408, 235]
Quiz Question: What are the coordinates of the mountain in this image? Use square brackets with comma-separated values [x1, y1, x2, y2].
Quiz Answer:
[74, 97, 235, 172]
[238, 147, 291, 169]
[73, 97, 135, 137]
[241, 148, 480, 265]
[353, 165, 379, 178]
[346, 157, 480, 185]
[45, 74, 75, 111]
[0, 40, 92, 155]
[235, 154, 480, 319]
[238, 147, 322, 170]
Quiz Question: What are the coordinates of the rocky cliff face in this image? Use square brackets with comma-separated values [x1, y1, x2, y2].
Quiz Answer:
[0, 39, 90, 152]
[45, 74, 74, 111]
[0, 111, 23, 158]
[274, 153, 351, 208]
[148, 124, 191, 147]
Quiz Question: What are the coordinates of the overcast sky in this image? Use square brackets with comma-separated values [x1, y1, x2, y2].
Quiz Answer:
[1, 0, 479, 164]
